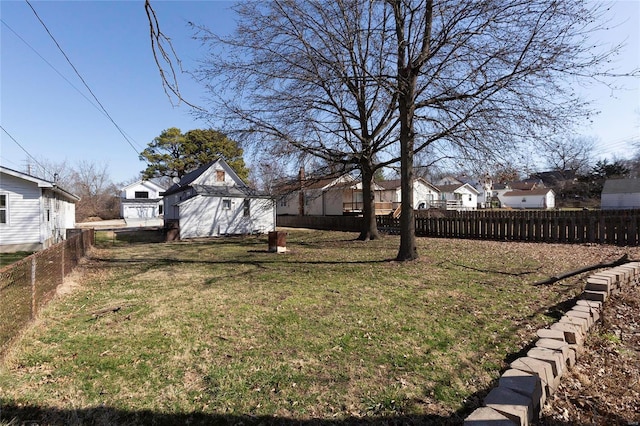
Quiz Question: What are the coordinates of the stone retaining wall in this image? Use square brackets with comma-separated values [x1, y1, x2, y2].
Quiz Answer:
[464, 262, 640, 425]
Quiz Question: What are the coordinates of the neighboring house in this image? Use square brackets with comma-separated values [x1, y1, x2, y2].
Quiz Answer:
[435, 175, 464, 186]
[506, 179, 544, 191]
[0, 166, 79, 252]
[376, 178, 440, 211]
[601, 178, 640, 210]
[163, 159, 275, 238]
[120, 180, 167, 220]
[530, 170, 576, 188]
[498, 188, 556, 209]
[435, 183, 479, 210]
[276, 174, 377, 216]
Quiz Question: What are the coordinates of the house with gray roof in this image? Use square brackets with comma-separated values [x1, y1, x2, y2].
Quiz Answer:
[162, 159, 275, 239]
[601, 178, 640, 210]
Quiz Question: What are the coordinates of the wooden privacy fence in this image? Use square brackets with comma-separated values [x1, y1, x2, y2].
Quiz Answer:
[377, 210, 640, 245]
[0, 229, 94, 354]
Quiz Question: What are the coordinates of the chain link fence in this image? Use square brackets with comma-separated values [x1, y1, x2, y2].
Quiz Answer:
[0, 229, 94, 355]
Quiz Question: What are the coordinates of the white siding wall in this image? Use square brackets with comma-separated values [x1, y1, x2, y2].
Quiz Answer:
[546, 192, 556, 209]
[378, 184, 438, 209]
[304, 189, 324, 215]
[122, 181, 163, 199]
[121, 181, 164, 219]
[0, 174, 42, 250]
[414, 182, 437, 209]
[276, 192, 300, 215]
[601, 193, 640, 210]
[179, 195, 274, 238]
[458, 188, 477, 210]
[163, 192, 183, 221]
[500, 193, 555, 209]
[323, 189, 345, 216]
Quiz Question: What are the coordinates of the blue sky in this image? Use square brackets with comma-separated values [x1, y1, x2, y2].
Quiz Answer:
[1, 0, 639, 185]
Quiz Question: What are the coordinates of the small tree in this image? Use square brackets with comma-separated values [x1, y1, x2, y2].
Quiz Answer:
[140, 127, 249, 181]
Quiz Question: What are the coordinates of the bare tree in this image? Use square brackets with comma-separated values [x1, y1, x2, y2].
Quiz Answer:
[385, 0, 634, 260]
[148, 0, 635, 259]
[192, 0, 400, 241]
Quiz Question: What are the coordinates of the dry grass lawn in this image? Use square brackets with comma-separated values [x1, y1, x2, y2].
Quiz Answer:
[1, 229, 638, 425]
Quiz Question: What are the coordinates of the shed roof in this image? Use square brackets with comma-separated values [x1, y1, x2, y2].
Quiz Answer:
[602, 178, 640, 194]
[502, 188, 554, 197]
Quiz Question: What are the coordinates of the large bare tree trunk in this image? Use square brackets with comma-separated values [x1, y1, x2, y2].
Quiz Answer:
[392, 0, 427, 261]
[358, 165, 380, 241]
[396, 87, 418, 260]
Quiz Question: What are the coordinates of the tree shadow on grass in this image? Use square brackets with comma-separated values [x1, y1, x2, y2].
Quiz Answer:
[0, 403, 466, 426]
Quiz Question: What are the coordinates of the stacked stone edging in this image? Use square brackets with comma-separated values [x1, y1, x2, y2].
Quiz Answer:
[464, 261, 640, 425]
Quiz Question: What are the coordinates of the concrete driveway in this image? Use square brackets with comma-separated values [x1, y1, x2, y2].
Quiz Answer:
[76, 218, 163, 229]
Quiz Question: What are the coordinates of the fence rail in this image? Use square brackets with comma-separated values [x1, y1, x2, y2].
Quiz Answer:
[0, 229, 94, 354]
[378, 210, 640, 245]
[278, 210, 640, 246]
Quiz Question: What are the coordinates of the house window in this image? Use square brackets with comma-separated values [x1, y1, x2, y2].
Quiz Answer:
[279, 198, 288, 207]
[243, 199, 250, 217]
[222, 199, 231, 209]
[0, 194, 7, 224]
[468, 195, 472, 202]
[216, 170, 225, 182]
[135, 191, 149, 199]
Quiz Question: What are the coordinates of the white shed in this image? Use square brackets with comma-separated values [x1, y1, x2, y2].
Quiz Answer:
[163, 159, 275, 238]
[601, 178, 640, 210]
[0, 166, 79, 252]
[499, 188, 555, 209]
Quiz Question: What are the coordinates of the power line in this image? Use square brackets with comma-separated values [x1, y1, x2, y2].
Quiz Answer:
[0, 125, 50, 178]
[1, 19, 106, 120]
[24, 0, 144, 158]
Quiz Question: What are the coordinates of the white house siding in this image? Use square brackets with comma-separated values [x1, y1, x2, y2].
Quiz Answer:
[601, 193, 640, 210]
[193, 161, 238, 187]
[377, 180, 439, 210]
[41, 189, 74, 248]
[458, 188, 478, 210]
[414, 181, 438, 209]
[439, 185, 477, 210]
[120, 180, 165, 219]
[178, 195, 274, 238]
[499, 190, 555, 209]
[323, 189, 348, 216]
[0, 174, 42, 251]
[122, 204, 158, 219]
[277, 192, 300, 215]
[302, 187, 355, 216]
[163, 191, 182, 221]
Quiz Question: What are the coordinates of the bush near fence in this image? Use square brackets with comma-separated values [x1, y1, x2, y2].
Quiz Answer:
[278, 210, 640, 246]
[0, 229, 94, 354]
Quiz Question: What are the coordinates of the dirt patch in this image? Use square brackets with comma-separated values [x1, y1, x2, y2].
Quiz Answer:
[538, 282, 640, 425]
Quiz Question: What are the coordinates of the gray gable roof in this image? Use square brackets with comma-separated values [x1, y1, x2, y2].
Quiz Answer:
[602, 178, 640, 194]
